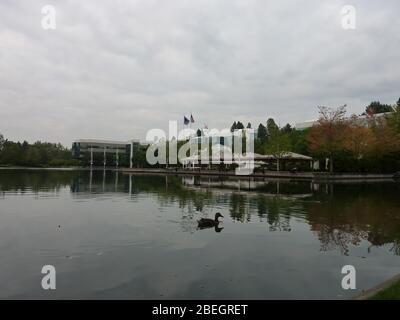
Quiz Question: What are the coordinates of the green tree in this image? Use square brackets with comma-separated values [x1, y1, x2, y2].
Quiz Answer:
[236, 121, 245, 130]
[387, 99, 400, 133]
[230, 121, 237, 132]
[0, 139, 77, 167]
[246, 122, 252, 129]
[266, 130, 292, 171]
[257, 123, 267, 142]
[267, 118, 279, 137]
[0, 133, 4, 152]
[365, 101, 393, 115]
[289, 129, 309, 155]
[281, 123, 293, 134]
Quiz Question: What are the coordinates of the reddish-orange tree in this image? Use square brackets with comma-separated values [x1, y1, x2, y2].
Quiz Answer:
[343, 115, 375, 160]
[369, 118, 400, 156]
[307, 105, 348, 173]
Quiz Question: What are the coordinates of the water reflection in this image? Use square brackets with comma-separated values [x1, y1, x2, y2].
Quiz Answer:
[1, 169, 399, 257]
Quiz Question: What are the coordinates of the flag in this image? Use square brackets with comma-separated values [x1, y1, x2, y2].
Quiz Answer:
[190, 114, 194, 123]
[184, 116, 190, 125]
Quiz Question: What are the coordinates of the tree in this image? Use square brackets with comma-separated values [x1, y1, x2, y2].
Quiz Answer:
[230, 122, 237, 132]
[246, 122, 252, 129]
[370, 117, 400, 156]
[365, 101, 393, 115]
[343, 116, 375, 160]
[281, 123, 293, 134]
[0, 139, 77, 167]
[0, 133, 4, 152]
[266, 131, 291, 171]
[289, 129, 309, 155]
[387, 100, 400, 134]
[236, 121, 244, 130]
[196, 129, 202, 137]
[306, 105, 348, 173]
[267, 118, 279, 137]
[257, 123, 267, 142]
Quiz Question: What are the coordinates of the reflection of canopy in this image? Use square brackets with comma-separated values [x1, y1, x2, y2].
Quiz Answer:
[252, 152, 313, 161]
[181, 151, 312, 164]
[181, 145, 312, 164]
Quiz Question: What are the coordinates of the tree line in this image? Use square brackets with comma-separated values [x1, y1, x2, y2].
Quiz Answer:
[1, 98, 400, 172]
[0, 137, 78, 167]
[226, 99, 400, 173]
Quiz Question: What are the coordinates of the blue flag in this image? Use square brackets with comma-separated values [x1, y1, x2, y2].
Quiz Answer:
[184, 116, 190, 125]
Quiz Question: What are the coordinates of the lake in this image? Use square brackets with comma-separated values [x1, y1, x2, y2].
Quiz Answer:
[0, 169, 399, 299]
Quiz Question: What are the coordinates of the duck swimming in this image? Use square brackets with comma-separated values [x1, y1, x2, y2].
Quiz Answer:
[197, 212, 224, 230]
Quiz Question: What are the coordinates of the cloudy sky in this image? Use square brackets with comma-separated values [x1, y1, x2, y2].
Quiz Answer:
[1, 0, 399, 146]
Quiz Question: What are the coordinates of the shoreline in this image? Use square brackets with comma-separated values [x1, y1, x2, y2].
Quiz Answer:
[118, 168, 395, 181]
[0, 166, 396, 181]
[353, 273, 400, 300]
[0, 166, 85, 171]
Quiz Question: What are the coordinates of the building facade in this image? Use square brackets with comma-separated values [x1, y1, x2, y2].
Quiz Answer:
[72, 139, 141, 167]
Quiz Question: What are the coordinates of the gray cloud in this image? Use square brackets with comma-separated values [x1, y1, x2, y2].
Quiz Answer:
[0, 0, 399, 145]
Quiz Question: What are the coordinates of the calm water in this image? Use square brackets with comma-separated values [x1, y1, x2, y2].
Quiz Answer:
[0, 169, 399, 299]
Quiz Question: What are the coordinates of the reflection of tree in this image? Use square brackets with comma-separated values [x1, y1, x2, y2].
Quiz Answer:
[229, 194, 249, 222]
[6, 170, 399, 255]
[127, 175, 297, 232]
[306, 183, 400, 255]
[315, 225, 367, 256]
[390, 240, 400, 256]
[0, 169, 77, 193]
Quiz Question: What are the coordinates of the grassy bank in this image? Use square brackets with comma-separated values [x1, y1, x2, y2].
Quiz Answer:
[369, 280, 400, 300]
[354, 274, 400, 300]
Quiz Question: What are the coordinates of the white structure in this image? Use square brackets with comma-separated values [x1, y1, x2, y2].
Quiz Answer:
[295, 112, 392, 130]
[72, 139, 141, 168]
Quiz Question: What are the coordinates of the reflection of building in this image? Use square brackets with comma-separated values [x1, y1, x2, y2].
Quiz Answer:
[181, 176, 313, 198]
[181, 151, 313, 171]
[72, 139, 141, 168]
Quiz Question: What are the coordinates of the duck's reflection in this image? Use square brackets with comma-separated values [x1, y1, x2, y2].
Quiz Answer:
[197, 225, 224, 233]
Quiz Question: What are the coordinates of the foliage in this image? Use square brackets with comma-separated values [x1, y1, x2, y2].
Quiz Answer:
[0, 137, 78, 167]
[257, 123, 267, 142]
[343, 115, 375, 160]
[2, 97, 400, 172]
[236, 121, 244, 130]
[387, 102, 400, 134]
[266, 118, 279, 137]
[369, 118, 400, 157]
[265, 130, 292, 171]
[306, 105, 348, 172]
[365, 101, 393, 115]
[0, 133, 4, 152]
